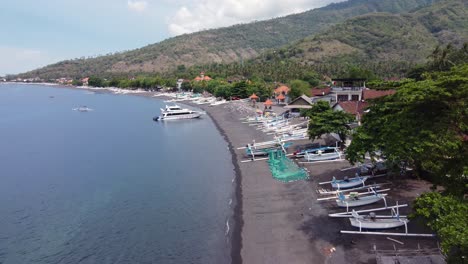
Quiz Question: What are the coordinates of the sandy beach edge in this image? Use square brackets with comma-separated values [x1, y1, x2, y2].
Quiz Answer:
[201, 109, 244, 264]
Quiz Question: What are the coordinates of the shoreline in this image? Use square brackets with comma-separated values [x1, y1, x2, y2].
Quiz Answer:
[201, 109, 244, 264]
[28, 85, 441, 263]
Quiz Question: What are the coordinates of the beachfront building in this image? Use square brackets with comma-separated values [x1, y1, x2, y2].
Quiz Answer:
[284, 94, 314, 116]
[331, 78, 366, 102]
[310, 86, 334, 104]
[81, 77, 89, 86]
[333, 101, 369, 125]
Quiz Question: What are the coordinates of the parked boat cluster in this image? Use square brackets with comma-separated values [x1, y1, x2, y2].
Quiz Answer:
[155, 92, 230, 106]
[238, 112, 343, 163]
[317, 165, 435, 237]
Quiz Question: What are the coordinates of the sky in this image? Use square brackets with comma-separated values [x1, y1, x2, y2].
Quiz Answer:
[0, 0, 344, 76]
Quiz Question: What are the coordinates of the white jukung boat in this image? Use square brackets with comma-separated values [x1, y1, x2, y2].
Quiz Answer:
[304, 147, 342, 162]
[329, 174, 369, 189]
[336, 190, 387, 209]
[210, 99, 227, 106]
[338, 205, 436, 237]
[153, 105, 201, 121]
[349, 209, 408, 230]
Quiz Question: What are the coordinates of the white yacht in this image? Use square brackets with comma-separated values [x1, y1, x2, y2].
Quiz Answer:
[153, 105, 202, 121]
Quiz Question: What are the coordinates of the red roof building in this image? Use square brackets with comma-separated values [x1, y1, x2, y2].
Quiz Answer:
[333, 101, 369, 124]
[311, 87, 331, 96]
[194, 72, 212, 82]
[362, 89, 396, 100]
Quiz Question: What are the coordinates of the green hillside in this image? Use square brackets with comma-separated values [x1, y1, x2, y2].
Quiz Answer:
[18, 0, 438, 79]
[265, 0, 467, 66]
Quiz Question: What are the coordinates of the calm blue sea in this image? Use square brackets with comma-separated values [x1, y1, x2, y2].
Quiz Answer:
[0, 84, 234, 264]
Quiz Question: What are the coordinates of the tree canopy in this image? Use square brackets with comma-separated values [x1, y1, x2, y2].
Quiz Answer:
[288, 80, 311, 100]
[346, 64, 468, 196]
[302, 101, 355, 144]
[412, 192, 467, 261]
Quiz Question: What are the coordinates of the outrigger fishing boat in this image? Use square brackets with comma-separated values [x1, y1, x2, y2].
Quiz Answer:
[349, 209, 407, 230]
[246, 142, 293, 157]
[210, 99, 227, 106]
[336, 189, 387, 208]
[318, 173, 369, 189]
[153, 105, 202, 121]
[303, 147, 342, 162]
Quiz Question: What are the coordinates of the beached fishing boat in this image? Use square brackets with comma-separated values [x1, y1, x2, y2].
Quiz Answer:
[153, 105, 201, 121]
[349, 210, 408, 230]
[330, 174, 369, 189]
[303, 147, 342, 162]
[336, 190, 386, 208]
[246, 142, 293, 157]
[210, 99, 227, 106]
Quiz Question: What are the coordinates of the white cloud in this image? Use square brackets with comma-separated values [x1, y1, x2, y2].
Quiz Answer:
[127, 0, 148, 12]
[0, 46, 59, 76]
[167, 0, 344, 36]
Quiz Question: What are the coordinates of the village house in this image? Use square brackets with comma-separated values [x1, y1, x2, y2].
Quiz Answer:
[283, 95, 314, 117]
[81, 77, 90, 86]
[332, 88, 396, 124]
[331, 78, 366, 102]
[56, 78, 73, 85]
[194, 72, 212, 82]
[310, 86, 334, 104]
[332, 101, 369, 125]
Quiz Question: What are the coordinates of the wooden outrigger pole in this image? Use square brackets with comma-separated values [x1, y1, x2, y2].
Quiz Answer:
[340, 204, 436, 237]
[318, 173, 387, 185]
[317, 188, 391, 201]
[340, 230, 435, 237]
[317, 182, 390, 195]
[328, 203, 408, 217]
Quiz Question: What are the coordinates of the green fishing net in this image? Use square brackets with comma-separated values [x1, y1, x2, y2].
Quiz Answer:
[267, 150, 309, 182]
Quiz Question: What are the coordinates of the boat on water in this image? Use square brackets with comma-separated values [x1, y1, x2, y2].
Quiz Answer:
[153, 105, 202, 121]
[303, 147, 342, 162]
[349, 210, 408, 230]
[331, 174, 369, 189]
[73, 106, 93, 112]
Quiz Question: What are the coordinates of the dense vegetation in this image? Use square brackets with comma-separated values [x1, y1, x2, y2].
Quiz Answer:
[16, 0, 444, 79]
[302, 101, 355, 144]
[259, 0, 467, 75]
[412, 193, 467, 262]
[341, 48, 467, 260]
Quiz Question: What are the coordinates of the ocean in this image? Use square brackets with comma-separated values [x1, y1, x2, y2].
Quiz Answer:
[0, 84, 235, 263]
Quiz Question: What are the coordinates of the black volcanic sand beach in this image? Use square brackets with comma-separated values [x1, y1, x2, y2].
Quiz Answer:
[188, 100, 440, 264]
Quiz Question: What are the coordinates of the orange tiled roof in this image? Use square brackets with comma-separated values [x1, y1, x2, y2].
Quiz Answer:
[276, 94, 285, 100]
[275, 85, 290, 94]
[362, 89, 395, 100]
